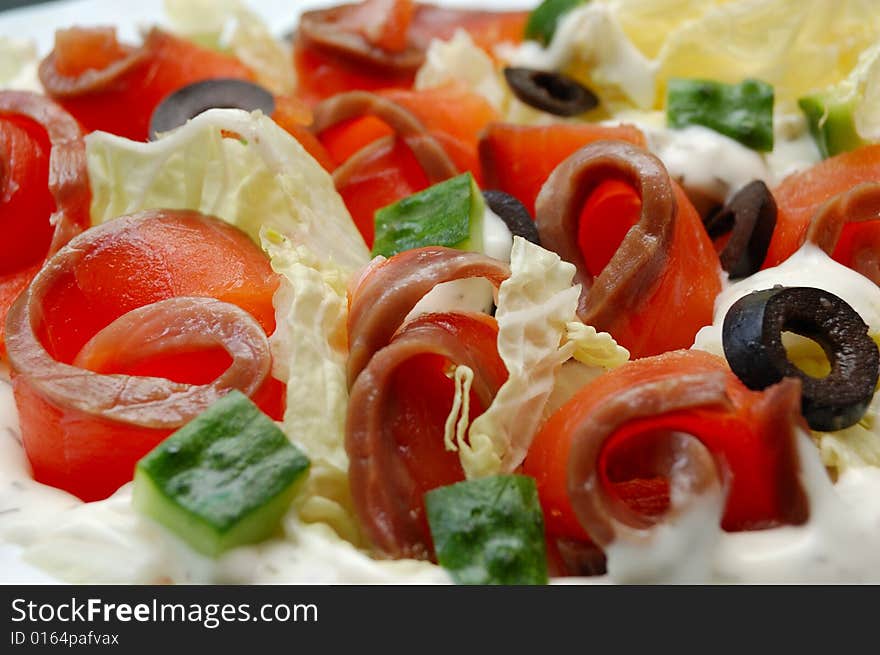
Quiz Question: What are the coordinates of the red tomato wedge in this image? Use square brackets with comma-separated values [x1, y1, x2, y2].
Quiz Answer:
[523, 350, 808, 546]
[40, 27, 254, 140]
[479, 123, 648, 214]
[346, 311, 508, 559]
[766, 144, 880, 271]
[294, 1, 527, 104]
[0, 91, 90, 356]
[6, 210, 283, 501]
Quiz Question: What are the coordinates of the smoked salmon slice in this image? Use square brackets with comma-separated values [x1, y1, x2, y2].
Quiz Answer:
[5, 210, 284, 501]
[294, 0, 527, 104]
[345, 246, 510, 558]
[40, 27, 254, 140]
[523, 350, 809, 550]
[766, 144, 880, 275]
[534, 140, 721, 359]
[479, 122, 647, 215]
[0, 91, 90, 356]
[312, 88, 495, 248]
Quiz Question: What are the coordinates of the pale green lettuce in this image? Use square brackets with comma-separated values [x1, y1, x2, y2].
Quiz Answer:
[261, 229, 363, 546]
[86, 108, 369, 274]
[0, 37, 40, 92]
[415, 29, 508, 110]
[452, 237, 628, 478]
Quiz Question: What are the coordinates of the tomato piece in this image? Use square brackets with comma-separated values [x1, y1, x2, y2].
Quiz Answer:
[479, 123, 648, 214]
[42, 28, 254, 140]
[767, 144, 880, 268]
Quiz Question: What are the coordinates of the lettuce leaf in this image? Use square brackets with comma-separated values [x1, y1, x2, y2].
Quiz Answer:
[163, 0, 295, 95]
[415, 30, 507, 110]
[451, 238, 630, 478]
[454, 238, 576, 477]
[261, 228, 364, 546]
[0, 37, 40, 92]
[86, 108, 369, 274]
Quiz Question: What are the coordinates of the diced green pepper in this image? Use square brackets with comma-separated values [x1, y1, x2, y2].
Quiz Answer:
[372, 172, 485, 258]
[133, 391, 310, 557]
[667, 78, 775, 151]
[798, 92, 865, 159]
[425, 475, 548, 585]
[525, 0, 587, 46]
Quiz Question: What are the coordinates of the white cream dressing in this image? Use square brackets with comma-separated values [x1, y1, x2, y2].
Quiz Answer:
[602, 435, 880, 584]
[693, 243, 880, 357]
[406, 205, 513, 321]
[503, 3, 657, 109]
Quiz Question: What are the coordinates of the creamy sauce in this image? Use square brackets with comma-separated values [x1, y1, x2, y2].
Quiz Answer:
[504, 3, 657, 109]
[407, 206, 512, 320]
[603, 435, 880, 584]
[693, 244, 880, 357]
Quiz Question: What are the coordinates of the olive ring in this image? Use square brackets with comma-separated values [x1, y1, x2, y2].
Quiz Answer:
[722, 286, 879, 431]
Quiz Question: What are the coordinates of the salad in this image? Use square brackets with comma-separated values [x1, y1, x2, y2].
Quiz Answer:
[0, 0, 879, 585]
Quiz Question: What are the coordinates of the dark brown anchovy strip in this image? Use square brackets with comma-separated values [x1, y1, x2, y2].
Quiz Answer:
[566, 373, 806, 548]
[703, 180, 777, 279]
[566, 372, 731, 547]
[806, 182, 880, 286]
[503, 67, 599, 117]
[297, 6, 425, 74]
[347, 246, 510, 387]
[534, 140, 676, 327]
[346, 315, 507, 560]
[311, 91, 458, 188]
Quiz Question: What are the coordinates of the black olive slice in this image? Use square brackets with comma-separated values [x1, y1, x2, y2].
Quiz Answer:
[482, 190, 540, 245]
[703, 180, 777, 279]
[149, 79, 275, 140]
[722, 286, 879, 431]
[503, 67, 598, 117]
